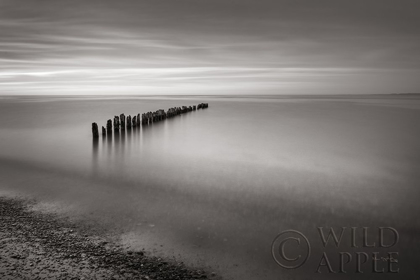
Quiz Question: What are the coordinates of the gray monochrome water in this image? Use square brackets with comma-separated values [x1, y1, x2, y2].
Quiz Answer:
[0, 95, 419, 280]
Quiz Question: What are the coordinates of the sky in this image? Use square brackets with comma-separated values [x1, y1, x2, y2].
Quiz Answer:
[1, 0, 420, 95]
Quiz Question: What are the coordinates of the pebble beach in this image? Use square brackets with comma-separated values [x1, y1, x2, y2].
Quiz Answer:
[0, 197, 217, 280]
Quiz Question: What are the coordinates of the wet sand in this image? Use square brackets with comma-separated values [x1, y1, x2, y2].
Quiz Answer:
[0, 196, 218, 280]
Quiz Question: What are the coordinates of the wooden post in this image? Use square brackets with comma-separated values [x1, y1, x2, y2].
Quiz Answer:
[120, 114, 125, 130]
[92, 123, 99, 138]
[106, 119, 112, 134]
[102, 126, 106, 135]
[114, 116, 120, 131]
[132, 115, 137, 127]
[127, 115, 132, 129]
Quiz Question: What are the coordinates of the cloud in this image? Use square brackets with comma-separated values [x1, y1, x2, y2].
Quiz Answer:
[0, 0, 419, 95]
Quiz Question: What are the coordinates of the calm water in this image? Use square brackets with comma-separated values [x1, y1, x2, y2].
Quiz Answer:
[0, 95, 419, 279]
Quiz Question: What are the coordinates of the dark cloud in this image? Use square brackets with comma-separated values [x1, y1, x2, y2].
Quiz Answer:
[0, 0, 419, 94]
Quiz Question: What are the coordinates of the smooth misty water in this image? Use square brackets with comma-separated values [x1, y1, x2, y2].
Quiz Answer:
[0, 95, 419, 280]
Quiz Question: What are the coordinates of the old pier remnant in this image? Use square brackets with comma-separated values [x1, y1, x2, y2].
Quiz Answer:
[92, 102, 209, 137]
[120, 114, 126, 130]
[106, 119, 112, 134]
[92, 123, 99, 138]
[127, 115, 132, 129]
[132, 115, 137, 127]
[113, 116, 120, 131]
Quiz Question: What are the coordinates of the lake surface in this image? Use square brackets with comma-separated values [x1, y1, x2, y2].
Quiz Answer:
[0, 95, 419, 279]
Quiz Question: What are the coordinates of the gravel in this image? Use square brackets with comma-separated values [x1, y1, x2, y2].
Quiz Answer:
[0, 197, 219, 280]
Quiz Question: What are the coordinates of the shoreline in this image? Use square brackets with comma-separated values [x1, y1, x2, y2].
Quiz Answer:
[0, 196, 218, 280]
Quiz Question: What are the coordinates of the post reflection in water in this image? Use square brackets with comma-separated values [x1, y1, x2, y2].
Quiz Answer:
[92, 113, 193, 168]
[91, 137, 99, 175]
[106, 130, 112, 158]
[114, 129, 120, 145]
[120, 128, 125, 156]
[126, 127, 132, 155]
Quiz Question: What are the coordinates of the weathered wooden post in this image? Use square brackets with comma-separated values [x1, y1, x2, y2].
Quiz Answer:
[127, 115, 132, 129]
[143, 113, 148, 125]
[120, 114, 125, 130]
[102, 126, 106, 136]
[106, 119, 112, 134]
[132, 115, 137, 128]
[137, 113, 140, 127]
[114, 116, 120, 131]
[193, 105, 196, 110]
[92, 123, 99, 138]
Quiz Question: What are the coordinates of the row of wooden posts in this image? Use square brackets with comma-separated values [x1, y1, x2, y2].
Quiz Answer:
[92, 103, 209, 137]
